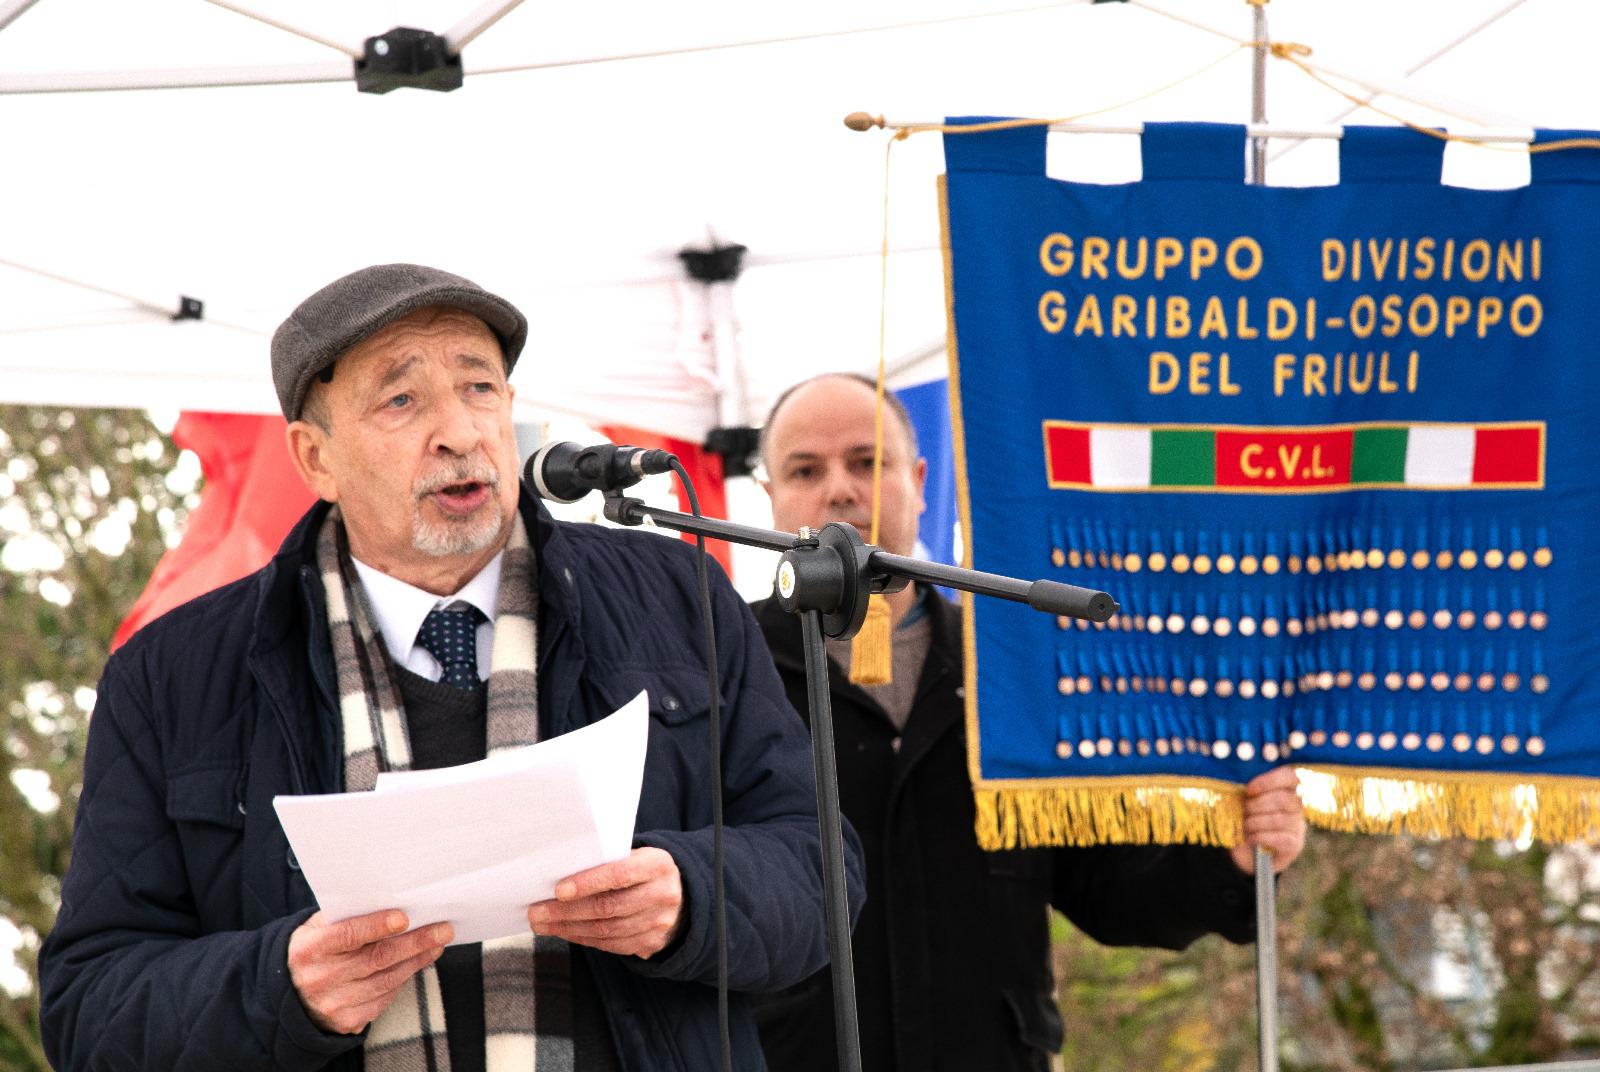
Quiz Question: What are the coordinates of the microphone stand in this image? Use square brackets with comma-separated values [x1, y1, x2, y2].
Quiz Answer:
[602, 491, 1117, 1072]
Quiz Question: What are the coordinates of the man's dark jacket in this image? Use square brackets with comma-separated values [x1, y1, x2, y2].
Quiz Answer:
[751, 591, 1255, 1072]
[40, 491, 864, 1072]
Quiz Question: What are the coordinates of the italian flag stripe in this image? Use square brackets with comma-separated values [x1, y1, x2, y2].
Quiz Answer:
[1044, 422, 1543, 492]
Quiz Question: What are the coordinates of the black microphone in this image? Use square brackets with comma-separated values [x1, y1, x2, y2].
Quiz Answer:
[523, 441, 678, 503]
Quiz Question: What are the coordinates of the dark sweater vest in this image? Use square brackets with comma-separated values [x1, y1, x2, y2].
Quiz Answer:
[394, 666, 618, 1072]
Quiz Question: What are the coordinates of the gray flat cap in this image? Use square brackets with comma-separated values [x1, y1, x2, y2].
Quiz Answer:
[271, 263, 528, 421]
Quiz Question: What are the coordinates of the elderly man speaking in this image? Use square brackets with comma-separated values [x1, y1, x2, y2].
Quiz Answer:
[40, 264, 859, 1072]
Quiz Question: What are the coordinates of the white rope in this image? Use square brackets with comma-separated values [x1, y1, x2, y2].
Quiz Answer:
[1270, 0, 1533, 162]
[1127, 0, 1532, 130]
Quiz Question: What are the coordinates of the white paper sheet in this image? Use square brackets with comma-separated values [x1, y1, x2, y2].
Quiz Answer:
[273, 690, 650, 945]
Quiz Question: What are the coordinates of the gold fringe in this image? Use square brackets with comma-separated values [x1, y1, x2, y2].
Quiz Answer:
[975, 784, 1244, 850]
[848, 593, 894, 685]
[1297, 766, 1600, 844]
[974, 769, 1600, 851]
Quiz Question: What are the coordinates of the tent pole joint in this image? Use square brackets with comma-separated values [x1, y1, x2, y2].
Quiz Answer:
[678, 244, 748, 284]
[355, 27, 464, 94]
[704, 426, 761, 479]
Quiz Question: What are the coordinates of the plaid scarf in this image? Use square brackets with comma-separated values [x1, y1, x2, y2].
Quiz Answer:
[317, 508, 575, 1071]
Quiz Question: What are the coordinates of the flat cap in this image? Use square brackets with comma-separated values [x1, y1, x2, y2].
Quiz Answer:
[271, 263, 528, 421]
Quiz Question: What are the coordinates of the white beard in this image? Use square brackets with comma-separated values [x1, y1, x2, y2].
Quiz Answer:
[411, 502, 504, 557]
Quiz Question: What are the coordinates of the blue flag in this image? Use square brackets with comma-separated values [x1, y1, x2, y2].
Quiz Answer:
[942, 120, 1600, 848]
[897, 378, 960, 588]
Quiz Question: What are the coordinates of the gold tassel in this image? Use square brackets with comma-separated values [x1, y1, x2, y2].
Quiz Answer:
[848, 593, 894, 685]
[850, 139, 895, 691]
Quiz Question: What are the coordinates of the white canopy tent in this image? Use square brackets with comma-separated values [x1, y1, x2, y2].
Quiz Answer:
[2, 0, 1594, 443]
[5, 3, 1598, 1046]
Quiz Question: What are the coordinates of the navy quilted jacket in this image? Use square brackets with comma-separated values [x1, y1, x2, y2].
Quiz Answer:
[40, 490, 862, 1071]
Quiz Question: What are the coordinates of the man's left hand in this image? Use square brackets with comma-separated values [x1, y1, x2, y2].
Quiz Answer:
[1229, 767, 1306, 875]
[529, 847, 684, 958]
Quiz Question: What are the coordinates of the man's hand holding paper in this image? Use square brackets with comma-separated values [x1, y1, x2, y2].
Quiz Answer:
[288, 909, 454, 1035]
[528, 847, 685, 958]
[273, 692, 652, 947]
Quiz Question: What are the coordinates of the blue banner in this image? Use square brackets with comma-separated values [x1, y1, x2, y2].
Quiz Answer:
[942, 120, 1600, 847]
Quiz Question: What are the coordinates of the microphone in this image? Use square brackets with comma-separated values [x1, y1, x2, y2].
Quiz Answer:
[523, 441, 678, 503]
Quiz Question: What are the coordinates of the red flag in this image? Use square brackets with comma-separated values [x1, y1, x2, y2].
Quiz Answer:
[599, 425, 731, 575]
[114, 413, 315, 649]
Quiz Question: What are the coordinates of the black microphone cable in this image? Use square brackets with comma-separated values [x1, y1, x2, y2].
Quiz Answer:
[527, 440, 732, 1067]
[667, 458, 732, 1072]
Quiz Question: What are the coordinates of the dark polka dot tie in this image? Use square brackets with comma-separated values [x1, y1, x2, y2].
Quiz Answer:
[415, 603, 487, 689]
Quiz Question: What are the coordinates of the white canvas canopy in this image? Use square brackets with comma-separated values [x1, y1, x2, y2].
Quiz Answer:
[1, 0, 1594, 440]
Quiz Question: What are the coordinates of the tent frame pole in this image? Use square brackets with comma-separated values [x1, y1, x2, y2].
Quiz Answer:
[0, 0, 43, 34]
[1268, 0, 1533, 165]
[1246, 7, 1281, 1072]
[197, 0, 361, 58]
[1131, 0, 1529, 129]
[443, 0, 531, 56]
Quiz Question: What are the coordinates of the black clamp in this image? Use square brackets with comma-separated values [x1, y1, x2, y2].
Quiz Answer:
[173, 296, 203, 321]
[356, 27, 464, 94]
[775, 523, 906, 640]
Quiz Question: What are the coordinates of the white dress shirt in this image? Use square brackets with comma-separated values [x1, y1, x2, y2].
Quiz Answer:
[350, 551, 503, 682]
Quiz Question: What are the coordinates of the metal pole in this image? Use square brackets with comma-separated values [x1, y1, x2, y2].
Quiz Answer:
[1249, 2, 1268, 184]
[606, 499, 1117, 621]
[197, 0, 363, 59]
[847, 118, 1533, 145]
[1268, 0, 1533, 165]
[443, 0, 532, 56]
[0, 0, 44, 34]
[1130, 0, 1530, 129]
[0, 61, 351, 95]
[1256, 849, 1280, 1072]
[0, 256, 190, 319]
[799, 609, 864, 1072]
[1247, 6, 1280, 1070]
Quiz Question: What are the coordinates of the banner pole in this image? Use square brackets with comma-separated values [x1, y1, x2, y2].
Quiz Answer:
[1246, 5, 1281, 1072]
[1249, 1, 1269, 184]
[1254, 845, 1279, 1072]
